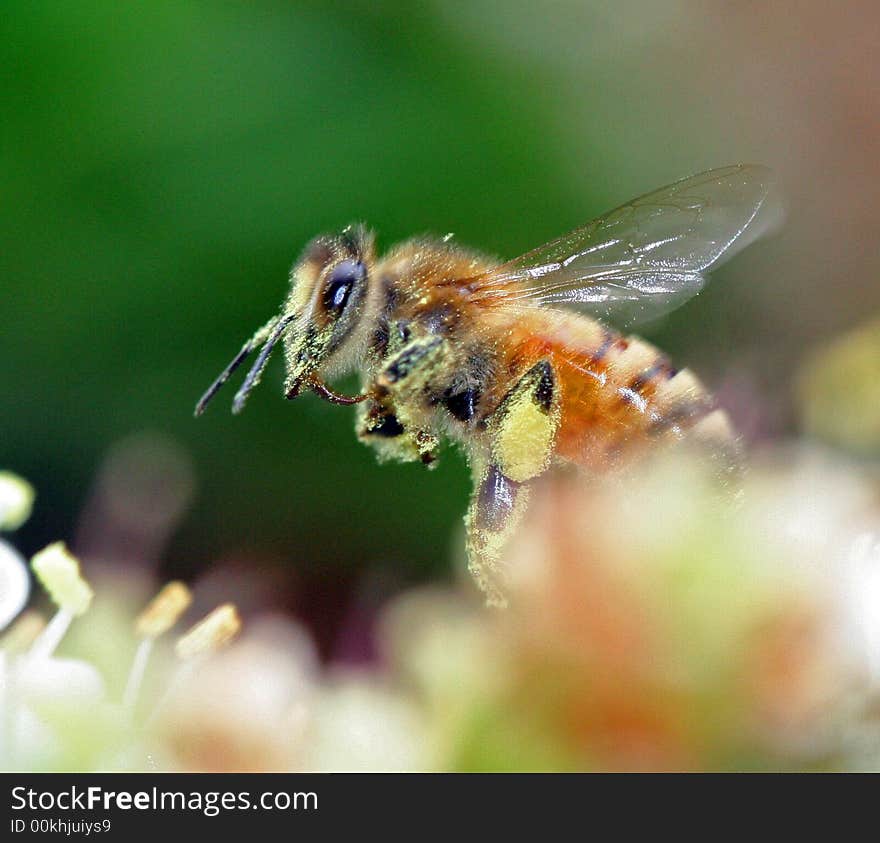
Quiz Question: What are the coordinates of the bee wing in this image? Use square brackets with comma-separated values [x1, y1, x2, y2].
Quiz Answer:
[470, 164, 776, 326]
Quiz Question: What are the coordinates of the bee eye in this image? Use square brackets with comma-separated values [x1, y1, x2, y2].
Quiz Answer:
[322, 260, 364, 315]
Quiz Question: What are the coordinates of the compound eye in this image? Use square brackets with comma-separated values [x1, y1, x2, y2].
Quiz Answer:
[322, 260, 364, 315]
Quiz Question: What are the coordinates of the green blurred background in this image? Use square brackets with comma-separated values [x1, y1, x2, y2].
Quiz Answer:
[3, 2, 878, 648]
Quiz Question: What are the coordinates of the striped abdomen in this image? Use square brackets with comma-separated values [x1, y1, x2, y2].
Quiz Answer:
[503, 310, 735, 471]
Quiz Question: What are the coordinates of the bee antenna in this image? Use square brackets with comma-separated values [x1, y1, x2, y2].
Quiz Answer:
[195, 343, 255, 417]
[231, 313, 297, 415]
[194, 314, 294, 417]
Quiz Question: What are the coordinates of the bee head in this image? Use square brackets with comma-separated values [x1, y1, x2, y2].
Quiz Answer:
[193, 225, 376, 417]
[281, 224, 375, 399]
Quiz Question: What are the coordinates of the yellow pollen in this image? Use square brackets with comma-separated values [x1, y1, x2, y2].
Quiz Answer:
[30, 542, 93, 616]
[175, 604, 241, 659]
[494, 396, 557, 483]
[135, 581, 193, 639]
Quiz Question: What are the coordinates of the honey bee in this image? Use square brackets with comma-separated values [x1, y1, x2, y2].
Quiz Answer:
[196, 164, 774, 605]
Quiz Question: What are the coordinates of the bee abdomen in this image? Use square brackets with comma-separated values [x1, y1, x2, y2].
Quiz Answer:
[645, 365, 720, 435]
[629, 357, 740, 470]
[552, 329, 737, 467]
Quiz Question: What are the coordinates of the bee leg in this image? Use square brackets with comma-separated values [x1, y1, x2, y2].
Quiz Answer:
[465, 360, 560, 606]
[356, 398, 438, 466]
[358, 400, 406, 439]
[490, 360, 560, 484]
[376, 334, 446, 395]
[465, 463, 529, 608]
[360, 334, 447, 466]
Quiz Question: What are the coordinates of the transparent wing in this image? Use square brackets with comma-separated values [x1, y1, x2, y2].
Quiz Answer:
[470, 164, 775, 326]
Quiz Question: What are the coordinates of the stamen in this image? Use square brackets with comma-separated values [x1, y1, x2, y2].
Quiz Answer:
[124, 582, 193, 714]
[175, 604, 241, 660]
[123, 640, 153, 715]
[28, 608, 74, 661]
[0, 611, 46, 654]
[28, 543, 93, 660]
[147, 605, 242, 726]
[30, 542, 93, 617]
[135, 581, 192, 640]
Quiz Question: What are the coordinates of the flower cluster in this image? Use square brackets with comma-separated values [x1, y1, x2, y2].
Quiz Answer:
[3, 438, 880, 771]
[383, 449, 880, 771]
[0, 476, 428, 771]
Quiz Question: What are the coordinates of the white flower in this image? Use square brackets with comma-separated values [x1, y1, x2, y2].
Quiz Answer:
[154, 616, 317, 772]
[303, 671, 430, 772]
[14, 657, 106, 707]
[0, 472, 34, 532]
[840, 533, 880, 683]
[0, 540, 30, 632]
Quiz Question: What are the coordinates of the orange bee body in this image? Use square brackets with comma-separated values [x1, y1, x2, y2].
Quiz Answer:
[502, 308, 733, 469]
[197, 165, 773, 604]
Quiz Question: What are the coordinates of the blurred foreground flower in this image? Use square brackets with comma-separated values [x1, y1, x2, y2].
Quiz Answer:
[385, 447, 880, 771]
[0, 473, 431, 771]
[0, 472, 33, 629]
[797, 316, 880, 456]
[4, 446, 880, 771]
[0, 540, 30, 633]
[0, 472, 34, 532]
